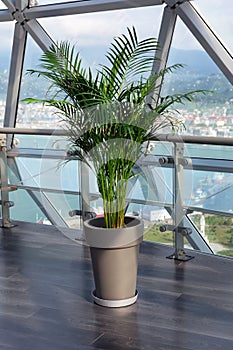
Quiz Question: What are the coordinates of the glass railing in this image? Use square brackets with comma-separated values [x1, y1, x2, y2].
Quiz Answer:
[1, 128, 233, 258]
[6, 132, 82, 228]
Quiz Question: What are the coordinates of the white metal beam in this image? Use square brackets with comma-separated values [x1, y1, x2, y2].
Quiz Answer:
[15, 0, 29, 11]
[176, 1, 233, 84]
[24, 0, 164, 19]
[4, 23, 27, 130]
[148, 5, 177, 106]
[0, 9, 13, 21]
[23, 19, 54, 52]
[165, 0, 188, 7]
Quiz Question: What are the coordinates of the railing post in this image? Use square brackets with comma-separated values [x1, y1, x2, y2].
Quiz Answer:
[174, 142, 185, 256]
[0, 134, 15, 228]
[167, 141, 194, 261]
[79, 160, 90, 225]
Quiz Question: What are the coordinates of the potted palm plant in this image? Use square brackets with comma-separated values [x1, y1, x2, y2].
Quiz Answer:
[24, 27, 203, 307]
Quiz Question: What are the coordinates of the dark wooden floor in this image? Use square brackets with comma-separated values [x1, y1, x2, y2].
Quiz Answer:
[0, 221, 233, 350]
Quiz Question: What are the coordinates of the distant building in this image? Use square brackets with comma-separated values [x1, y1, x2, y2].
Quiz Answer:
[142, 207, 170, 222]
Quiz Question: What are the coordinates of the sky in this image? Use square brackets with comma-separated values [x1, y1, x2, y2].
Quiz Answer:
[0, 0, 232, 54]
[42, 0, 233, 51]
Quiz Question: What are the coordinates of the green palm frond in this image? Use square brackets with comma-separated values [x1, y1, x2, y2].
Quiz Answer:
[27, 41, 106, 108]
[100, 27, 158, 100]
[155, 89, 209, 114]
[23, 26, 209, 228]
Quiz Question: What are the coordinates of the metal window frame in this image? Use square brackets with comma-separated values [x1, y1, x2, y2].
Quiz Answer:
[4, 22, 27, 149]
[0, 0, 232, 254]
[24, 0, 164, 19]
[147, 5, 177, 106]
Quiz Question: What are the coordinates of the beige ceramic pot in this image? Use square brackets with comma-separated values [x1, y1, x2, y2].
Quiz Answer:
[84, 216, 144, 307]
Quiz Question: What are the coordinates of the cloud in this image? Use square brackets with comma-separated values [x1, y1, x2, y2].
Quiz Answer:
[40, 6, 164, 46]
[39, 1, 232, 52]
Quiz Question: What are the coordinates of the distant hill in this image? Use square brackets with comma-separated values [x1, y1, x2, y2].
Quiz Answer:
[0, 47, 231, 104]
[168, 48, 220, 75]
[71, 46, 221, 75]
[0, 46, 221, 75]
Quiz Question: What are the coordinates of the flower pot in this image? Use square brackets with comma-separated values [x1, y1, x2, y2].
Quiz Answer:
[84, 216, 144, 307]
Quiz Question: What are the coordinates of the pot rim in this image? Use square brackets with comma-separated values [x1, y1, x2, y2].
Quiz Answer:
[84, 216, 144, 249]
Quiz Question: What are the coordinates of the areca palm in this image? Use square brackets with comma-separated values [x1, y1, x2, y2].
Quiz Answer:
[24, 27, 203, 228]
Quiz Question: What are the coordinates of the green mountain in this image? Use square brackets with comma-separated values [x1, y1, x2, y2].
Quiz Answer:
[0, 48, 232, 105]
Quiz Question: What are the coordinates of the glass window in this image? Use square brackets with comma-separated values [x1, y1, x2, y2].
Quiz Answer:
[162, 16, 233, 137]
[184, 144, 233, 160]
[14, 157, 79, 191]
[8, 155, 82, 226]
[194, 0, 233, 52]
[15, 134, 68, 149]
[189, 212, 233, 258]
[18, 37, 60, 128]
[20, 6, 164, 128]
[0, 2, 7, 9]
[8, 188, 82, 227]
[39, 6, 164, 67]
[9, 188, 47, 223]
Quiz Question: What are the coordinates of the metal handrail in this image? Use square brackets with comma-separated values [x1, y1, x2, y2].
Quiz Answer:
[0, 127, 233, 146]
[152, 134, 233, 146]
[0, 127, 65, 136]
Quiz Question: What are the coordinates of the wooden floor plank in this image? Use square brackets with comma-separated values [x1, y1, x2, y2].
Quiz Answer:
[0, 221, 233, 349]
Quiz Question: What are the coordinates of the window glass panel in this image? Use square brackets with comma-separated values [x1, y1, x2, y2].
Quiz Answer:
[184, 144, 233, 160]
[20, 6, 163, 128]
[132, 203, 174, 245]
[186, 169, 233, 214]
[9, 189, 47, 223]
[189, 212, 233, 258]
[43, 191, 81, 228]
[8, 155, 82, 227]
[15, 135, 68, 149]
[0, 2, 7, 9]
[182, 143, 233, 214]
[14, 157, 79, 191]
[18, 37, 58, 128]
[39, 5, 164, 41]
[163, 17, 233, 137]
[194, 0, 233, 52]
[39, 6, 163, 65]
[8, 188, 82, 228]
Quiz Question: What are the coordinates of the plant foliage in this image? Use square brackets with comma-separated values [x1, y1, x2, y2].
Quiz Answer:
[23, 27, 206, 228]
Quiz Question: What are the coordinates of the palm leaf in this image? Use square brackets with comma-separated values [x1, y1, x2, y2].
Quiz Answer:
[100, 27, 158, 100]
[23, 27, 210, 228]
